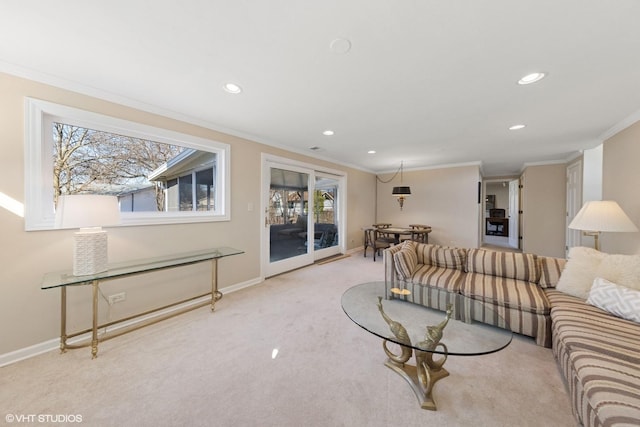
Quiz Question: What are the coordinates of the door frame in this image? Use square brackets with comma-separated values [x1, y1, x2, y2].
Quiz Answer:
[566, 160, 583, 256]
[508, 179, 520, 249]
[482, 177, 519, 248]
[313, 171, 344, 260]
[261, 154, 346, 278]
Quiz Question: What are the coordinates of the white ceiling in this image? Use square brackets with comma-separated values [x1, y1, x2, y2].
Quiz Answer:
[2, 1, 640, 176]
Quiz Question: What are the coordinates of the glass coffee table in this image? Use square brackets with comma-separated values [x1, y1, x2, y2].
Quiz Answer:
[341, 282, 512, 410]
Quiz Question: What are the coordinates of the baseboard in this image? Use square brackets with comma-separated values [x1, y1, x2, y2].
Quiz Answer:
[0, 276, 264, 367]
[221, 276, 263, 294]
[346, 246, 364, 255]
[0, 338, 61, 368]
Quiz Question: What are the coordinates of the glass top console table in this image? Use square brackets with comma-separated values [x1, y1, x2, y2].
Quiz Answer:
[342, 282, 512, 410]
[42, 247, 243, 359]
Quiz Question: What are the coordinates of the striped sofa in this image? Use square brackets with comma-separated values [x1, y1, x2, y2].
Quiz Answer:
[384, 241, 640, 427]
[546, 289, 640, 426]
[384, 241, 560, 347]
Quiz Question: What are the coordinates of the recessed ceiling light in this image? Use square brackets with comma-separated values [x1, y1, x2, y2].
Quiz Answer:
[223, 82, 242, 94]
[368, 150, 376, 154]
[518, 72, 546, 85]
[322, 130, 334, 136]
[330, 38, 352, 54]
[509, 124, 526, 130]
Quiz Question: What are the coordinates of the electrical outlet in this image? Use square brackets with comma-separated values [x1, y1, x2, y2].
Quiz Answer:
[108, 292, 126, 305]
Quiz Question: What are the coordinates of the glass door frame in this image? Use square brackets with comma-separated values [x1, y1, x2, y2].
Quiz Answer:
[261, 154, 346, 278]
[313, 171, 342, 260]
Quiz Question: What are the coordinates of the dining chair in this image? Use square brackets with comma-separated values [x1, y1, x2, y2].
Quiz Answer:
[407, 224, 431, 244]
[363, 228, 391, 261]
[372, 223, 395, 244]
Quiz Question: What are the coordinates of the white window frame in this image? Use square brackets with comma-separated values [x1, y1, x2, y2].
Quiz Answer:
[24, 98, 230, 230]
[165, 165, 215, 212]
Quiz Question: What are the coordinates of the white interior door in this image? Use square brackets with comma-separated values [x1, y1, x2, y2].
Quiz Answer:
[508, 179, 519, 248]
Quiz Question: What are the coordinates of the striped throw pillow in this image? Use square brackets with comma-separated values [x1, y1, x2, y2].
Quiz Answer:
[537, 256, 566, 288]
[587, 277, 640, 323]
[393, 246, 418, 279]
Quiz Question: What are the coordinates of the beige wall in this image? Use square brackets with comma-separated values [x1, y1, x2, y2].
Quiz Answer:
[521, 164, 567, 258]
[0, 72, 376, 355]
[8, 67, 637, 359]
[376, 165, 481, 248]
[602, 120, 640, 254]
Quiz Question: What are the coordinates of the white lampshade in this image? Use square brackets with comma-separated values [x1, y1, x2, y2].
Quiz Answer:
[55, 194, 120, 229]
[55, 195, 120, 276]
[569, 200, 638, 233]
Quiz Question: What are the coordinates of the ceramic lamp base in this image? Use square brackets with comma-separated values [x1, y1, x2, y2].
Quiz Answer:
[73, 228, 108, 276]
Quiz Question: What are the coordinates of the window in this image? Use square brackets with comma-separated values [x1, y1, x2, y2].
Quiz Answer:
[25, 98, 230, 230]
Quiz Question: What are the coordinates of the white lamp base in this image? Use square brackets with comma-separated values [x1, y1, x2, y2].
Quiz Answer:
[73, 228, 109, 276]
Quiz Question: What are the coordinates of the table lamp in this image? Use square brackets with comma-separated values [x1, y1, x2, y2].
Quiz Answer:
[55, 195, 120, 276]
[568, 200, 638, 251]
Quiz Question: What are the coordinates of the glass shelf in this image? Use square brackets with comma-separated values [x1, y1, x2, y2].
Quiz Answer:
[42, 247, 243, 289]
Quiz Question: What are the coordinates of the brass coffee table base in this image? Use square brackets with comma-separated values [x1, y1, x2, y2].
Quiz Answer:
[342, 284, 513, 413]
[383, 340, 449, 411]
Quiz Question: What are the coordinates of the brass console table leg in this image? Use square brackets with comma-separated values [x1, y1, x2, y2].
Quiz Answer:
[383, 341, 449, 410]
[91, 280, 99, 359]
[211, 258, 223, 311]
[60, 287, 67, 353]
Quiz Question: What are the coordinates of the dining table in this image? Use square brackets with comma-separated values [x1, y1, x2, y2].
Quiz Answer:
[376, 226, 431, 244]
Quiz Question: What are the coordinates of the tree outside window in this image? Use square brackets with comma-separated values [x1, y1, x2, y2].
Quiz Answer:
[53, 123, 216, 213]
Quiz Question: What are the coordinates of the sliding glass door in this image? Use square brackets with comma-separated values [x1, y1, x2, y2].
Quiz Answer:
[313, 173, 340, 258]
[265, 163, 312, 277]
[263, 156, 344, 278]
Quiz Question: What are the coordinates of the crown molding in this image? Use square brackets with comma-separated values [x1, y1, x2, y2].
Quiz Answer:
[378, 160, 482, 175]
[599, 108, 640, 142]
[520, 159, 568, 174]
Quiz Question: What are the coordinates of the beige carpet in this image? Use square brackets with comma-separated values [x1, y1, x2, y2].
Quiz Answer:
[0, 252, 576, 427]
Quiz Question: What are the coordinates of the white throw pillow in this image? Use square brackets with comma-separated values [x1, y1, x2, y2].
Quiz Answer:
[587, 277, 640, 323]
[556, 246, 607, 299]
[595, 253, 640, 291]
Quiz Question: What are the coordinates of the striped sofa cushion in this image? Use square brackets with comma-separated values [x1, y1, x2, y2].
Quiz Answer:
[399, 281, 462, 315]
[546, 289, 640, 427]
[466, 249, 539, 283]
[410, 264, 466, 293]
[537, 256, 566, 288]
[415, 244, 466, 271]
[462, 273, 550, 315]
[571, 349, 640, 426]
[461, 297, 551, 347]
